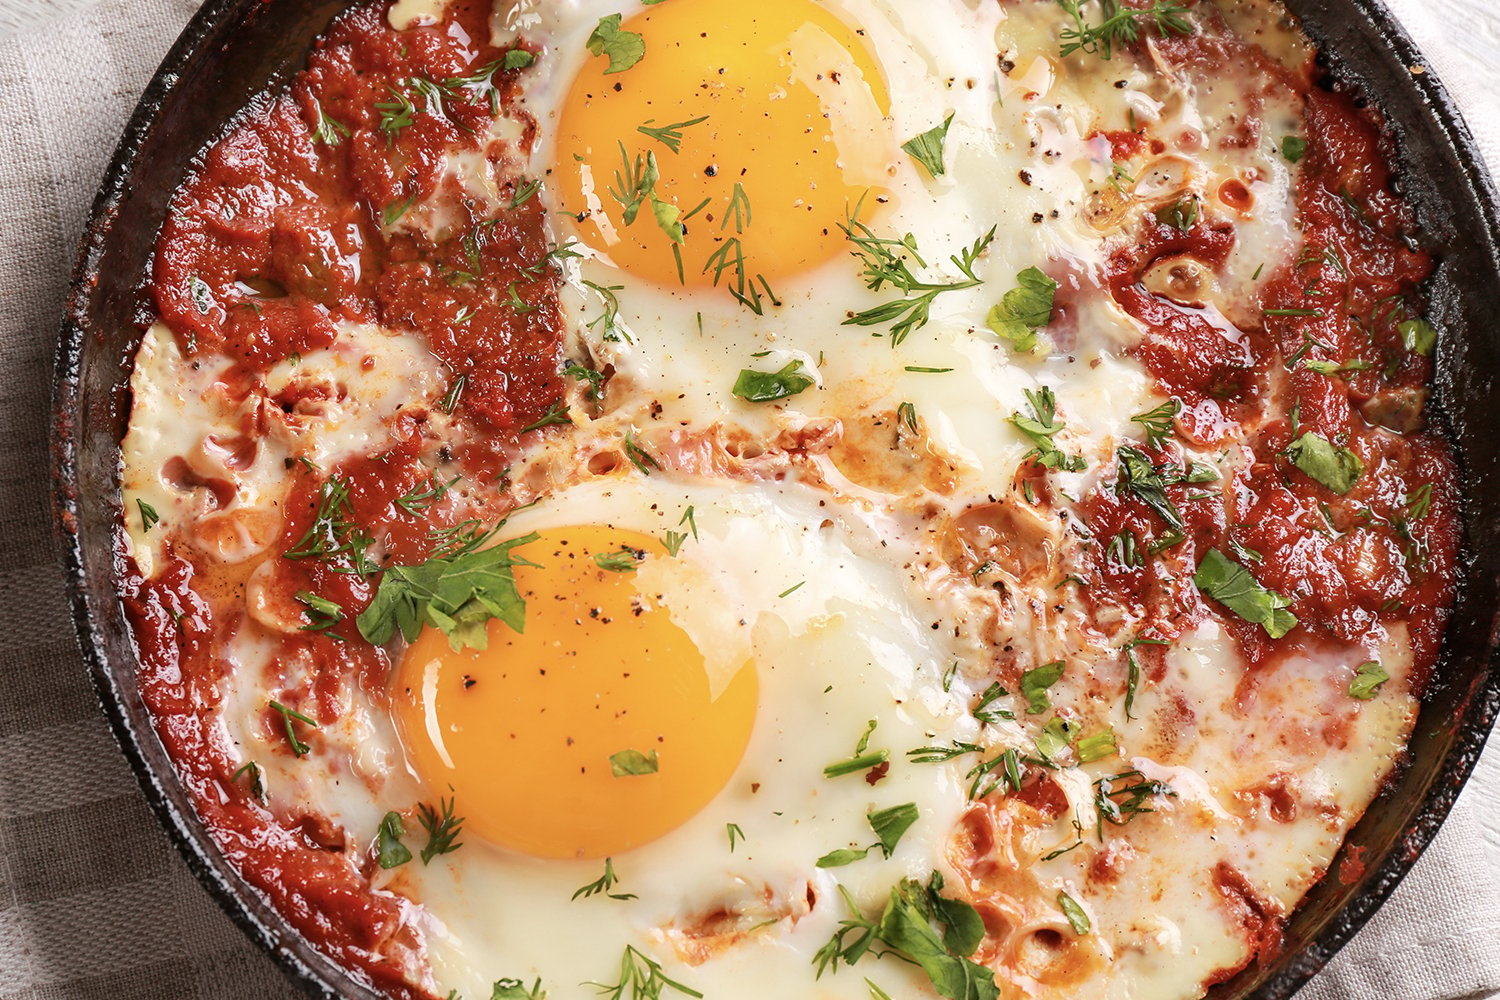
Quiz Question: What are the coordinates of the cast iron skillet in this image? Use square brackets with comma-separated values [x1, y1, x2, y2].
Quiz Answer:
[48, 1, 1500, 997]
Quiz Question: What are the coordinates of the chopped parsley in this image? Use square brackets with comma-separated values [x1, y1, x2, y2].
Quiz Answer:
[491, 979, 547, 1000]
[610, 749, 660, 777]
[586, 14, 646, 74]
[1281, 135, 1309, 163]
[817, 803, 921, 868]
[732, 361, 816, 403]
[356, 527, 539, 652]
[813, 875, 996, 1000]
[986, 267, 1057, 352]
[901, 113, 955, 178]
[376, 811, 412, 869]
[1010, 387, 1085, 472]
[1286, 432, 1363, 494]
[1193, 548, 1298, 639]
[1349, 661, 1390, 700]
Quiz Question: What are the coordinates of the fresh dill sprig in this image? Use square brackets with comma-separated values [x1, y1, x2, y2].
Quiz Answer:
[840, 200, 994, 347]
[1057, 0, 1192, 61]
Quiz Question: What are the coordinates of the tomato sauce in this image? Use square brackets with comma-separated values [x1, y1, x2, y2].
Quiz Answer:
[1088, 53, 1459, 686]
[152, 1, 561, 431]
[130, 2, 563, 993]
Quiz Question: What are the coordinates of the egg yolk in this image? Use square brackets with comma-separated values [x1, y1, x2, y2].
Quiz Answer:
[555, 0, 893, 289]
[393, 526, 758, 860]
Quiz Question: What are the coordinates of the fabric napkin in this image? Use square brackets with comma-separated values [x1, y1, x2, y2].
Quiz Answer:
[0, 1, 1496, 999]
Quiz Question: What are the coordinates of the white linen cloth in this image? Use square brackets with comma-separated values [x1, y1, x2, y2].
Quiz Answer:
[0, 1, 1496, 998]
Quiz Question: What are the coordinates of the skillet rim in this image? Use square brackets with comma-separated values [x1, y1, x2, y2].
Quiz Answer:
[47, 1, 1500, 998]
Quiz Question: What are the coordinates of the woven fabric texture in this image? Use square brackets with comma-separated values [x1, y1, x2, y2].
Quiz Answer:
[0, 1, 1496, 999]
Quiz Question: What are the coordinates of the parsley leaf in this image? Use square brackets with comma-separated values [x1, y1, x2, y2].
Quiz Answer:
[1057, 891, 1091, 935]
[356, 530, 539, 652]
[814, 878, 997, 1000]
[1281, 136, 1308, 163]
[1286, 432, 1363, 494]
[586, 14, 646, 74]
[1010, 387, 1085, 471]
[610, 748, 660, 777]
[1399, 318, 1438, 356]
[1193, 548, 1298, 639]
[1349, 661, 1389, 700]
[491, 978, 547, 1000]
[1020, 661, 1065, 714]
[733, 361, 816, 403]
[901, 113, 955, 178]
[1114, 446, 1185, 529]
[1131, 399, 1181, 449]
[986, 267, 1057, 352]
[869, 803, 920, 856]
[376, 811, 412, 869]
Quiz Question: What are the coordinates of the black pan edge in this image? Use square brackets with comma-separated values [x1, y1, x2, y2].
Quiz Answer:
[47, 1, 1500, 999]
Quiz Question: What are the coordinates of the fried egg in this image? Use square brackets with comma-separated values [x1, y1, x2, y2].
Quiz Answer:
[384, 476, 977, 999]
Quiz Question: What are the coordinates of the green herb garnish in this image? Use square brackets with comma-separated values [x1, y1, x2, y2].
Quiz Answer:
[1193, 548, 1298, 638]
[376, 811, 412, 869]
[902, 113, 955, 178]
[986, 267, 1057, 352]
[356, 528, 539, 651]
[586, 14, 646, 74]
[610, 749, 660, 777]
[1286, 432, 1363, 494]
[733, 361, 815, 402]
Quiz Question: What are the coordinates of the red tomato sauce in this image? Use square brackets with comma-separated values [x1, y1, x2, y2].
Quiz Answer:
[1088, 58, 1459, 688]
[129, 2, 560, 994]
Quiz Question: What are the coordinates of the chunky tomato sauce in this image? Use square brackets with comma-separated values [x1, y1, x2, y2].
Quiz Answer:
[128, 2, 560, 993]
[1081, 25, 1459, 694]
